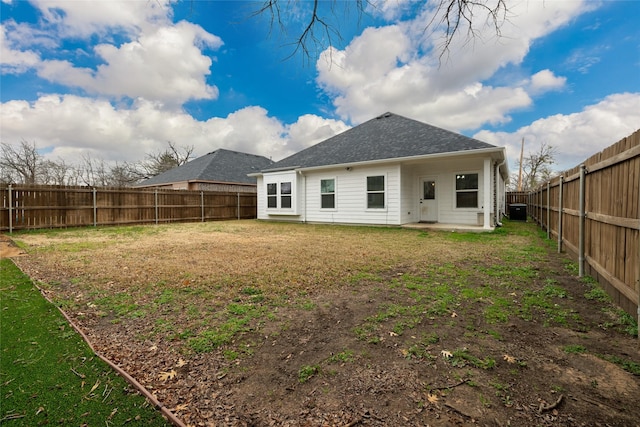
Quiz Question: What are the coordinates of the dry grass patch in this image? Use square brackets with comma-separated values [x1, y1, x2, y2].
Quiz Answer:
[10, 220, 637, 426]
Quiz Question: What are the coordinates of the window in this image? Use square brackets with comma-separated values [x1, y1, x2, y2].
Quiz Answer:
[320, 179, 335, 209]
[267, 183, 277, 208]
[266, 181, 293, 209]
[455, 173, 478, 208]
[280, 182, 292, 208]
[367, 175, 385, 209]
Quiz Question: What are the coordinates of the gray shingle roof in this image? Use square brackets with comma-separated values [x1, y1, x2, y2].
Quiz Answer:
[265, 112, 498, 171]
[138, 148, 274, 186]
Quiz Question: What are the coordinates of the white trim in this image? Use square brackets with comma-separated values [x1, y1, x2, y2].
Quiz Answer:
[319, 177, 337, 211]
[365, 173, 387, 211]
[454, 171, 480, 209]
[288, 147, 505, 174]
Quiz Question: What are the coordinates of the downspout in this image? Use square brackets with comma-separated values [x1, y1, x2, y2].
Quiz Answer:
[298, 170, 306, 223]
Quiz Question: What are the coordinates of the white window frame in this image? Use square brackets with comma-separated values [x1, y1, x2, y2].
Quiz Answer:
[320, 177, 337, 210]
[455, 172, 479, 209]
[366, 174, 386, 210]
[265, 176, 296, 213]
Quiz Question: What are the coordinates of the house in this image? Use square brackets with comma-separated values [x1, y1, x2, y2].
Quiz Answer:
[251, 112, 509, 229]
[136, 148, 274, 193]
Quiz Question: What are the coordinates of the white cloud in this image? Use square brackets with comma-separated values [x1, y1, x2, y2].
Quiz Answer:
[529, 69, 567, 94]
[38, 21, 223, 107]
[0, 24, 41, 73]
[0, 95, 348, 166]
[367, 0, 415, 21]
[5, 1, 222, 107]
[30, 0, 172, 37]
[474, 92, 640, 173]
[316, 0, 592, 130]
[286, 114, 351, 153]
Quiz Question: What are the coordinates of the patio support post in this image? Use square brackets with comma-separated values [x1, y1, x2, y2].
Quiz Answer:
[483, 158, 491, 229]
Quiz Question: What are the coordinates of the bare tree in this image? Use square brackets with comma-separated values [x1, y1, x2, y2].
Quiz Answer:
[40, 158, 73, 185]
[519, 142, 557, 191]
[429, 0, 508, 60]
[253, 0, 509, 62]
[0, 140, 42, 184]
[129, 141, 194, 181]
[108, 163, 140, 187]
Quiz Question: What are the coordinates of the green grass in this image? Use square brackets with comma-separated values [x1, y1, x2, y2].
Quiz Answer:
[298, 364, 320, 383]
[0, 259, 169, 426]
[599, 354, 640, 376]
[448, 348, 496, 370]
[327, 350, 355, 364]
[562, 344, 587, 354]
[186, 302, 267, 353]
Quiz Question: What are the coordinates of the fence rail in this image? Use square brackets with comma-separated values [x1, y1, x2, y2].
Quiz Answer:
[508, 129, 640, 319]
[1, 185, 257, 232]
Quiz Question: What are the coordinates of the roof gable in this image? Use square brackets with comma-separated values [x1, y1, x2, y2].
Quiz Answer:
[266, 112, 498, 171]
[139, 149, 274, 186]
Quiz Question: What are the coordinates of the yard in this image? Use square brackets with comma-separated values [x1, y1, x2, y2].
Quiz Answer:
[8, 220, 640, 426]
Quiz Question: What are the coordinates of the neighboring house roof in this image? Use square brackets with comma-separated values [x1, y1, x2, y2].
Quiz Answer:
[137, 148, 274, 186]
[263, 112, 500, 172]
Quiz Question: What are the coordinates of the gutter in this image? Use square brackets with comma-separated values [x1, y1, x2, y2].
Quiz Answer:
[257, 147, 506, 175]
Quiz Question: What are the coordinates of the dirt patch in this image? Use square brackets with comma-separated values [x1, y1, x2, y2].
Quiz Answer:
[0, 234, 26, 258]
[10, 221, 640, 426]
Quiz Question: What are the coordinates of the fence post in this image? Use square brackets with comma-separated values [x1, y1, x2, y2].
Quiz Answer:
[546, 181, 550, 238]
[201, 191, 204, 222]
[154, 189, 158, 225]
[93, 188, 97, 227]
[237, 192, 240, 220]
[579, 164, 586, 277]
[557, 175, 563, 253]
[8, 184, 13, 234]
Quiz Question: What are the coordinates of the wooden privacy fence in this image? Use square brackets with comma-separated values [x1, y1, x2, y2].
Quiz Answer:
[510, 129, 639, 319]
[0, 185, 257, 232]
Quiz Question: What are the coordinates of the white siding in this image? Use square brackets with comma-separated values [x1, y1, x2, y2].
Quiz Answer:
[257, 152, 503, 226]
[257, 171, 304, 221]
[402, 155, 490, 226]
[302, 164, 402, 225]
[400, 167, 415, 224]
[256, 176, 266, 219]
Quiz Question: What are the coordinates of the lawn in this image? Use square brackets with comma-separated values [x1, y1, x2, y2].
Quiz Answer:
[0, 259, 169, 426]
[7, 219, 640, 426]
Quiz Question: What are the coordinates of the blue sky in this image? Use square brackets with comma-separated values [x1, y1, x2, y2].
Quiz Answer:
[1, 0, 639, 176]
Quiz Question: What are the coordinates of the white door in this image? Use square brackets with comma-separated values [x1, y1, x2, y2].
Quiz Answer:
[419, 178, 438, 223]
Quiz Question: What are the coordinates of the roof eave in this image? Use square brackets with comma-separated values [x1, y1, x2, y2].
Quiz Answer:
[187, 179, 256, 186]
[294, 146, 506, 173]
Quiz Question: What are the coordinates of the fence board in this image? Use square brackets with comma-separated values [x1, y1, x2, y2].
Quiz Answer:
[1, 185, 257, 231]
[508, 129, 640, 318]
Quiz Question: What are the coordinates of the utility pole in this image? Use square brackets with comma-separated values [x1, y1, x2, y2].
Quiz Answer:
[517, 137, 524, 191]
